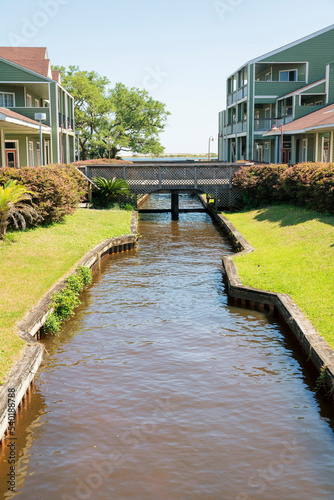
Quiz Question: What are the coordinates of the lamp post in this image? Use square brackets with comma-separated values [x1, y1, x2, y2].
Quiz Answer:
[75, 130, 81, 161]
[271, 120, 284, 164]
[208, 136, 214, 161]
[34, 112, 46, 165]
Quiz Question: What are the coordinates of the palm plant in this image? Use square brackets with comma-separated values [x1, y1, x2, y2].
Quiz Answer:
[0, 180, 40, 239]
[92, 176, 131, 203]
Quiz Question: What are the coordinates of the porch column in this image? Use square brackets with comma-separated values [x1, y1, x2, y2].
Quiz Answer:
[0, 129, 5, 168]
[291, 136, 296, 165]
[315, 133, 319, 162]
[275, 136, 279, 163]
[331, 131, 334, 162]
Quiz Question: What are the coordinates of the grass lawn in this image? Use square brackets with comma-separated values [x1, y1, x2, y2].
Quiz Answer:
[0, 209, 132, 383]
[223, 205, 334, 348]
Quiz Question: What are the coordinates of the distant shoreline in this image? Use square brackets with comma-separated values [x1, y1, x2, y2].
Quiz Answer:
[123, 154, 218, 160]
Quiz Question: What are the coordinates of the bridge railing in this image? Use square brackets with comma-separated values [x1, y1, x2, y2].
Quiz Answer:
[78, 163, 245, 207]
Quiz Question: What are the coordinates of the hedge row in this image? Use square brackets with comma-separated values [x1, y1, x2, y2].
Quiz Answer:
[233, 162, 334, 213]
[0, 164, 87, 224]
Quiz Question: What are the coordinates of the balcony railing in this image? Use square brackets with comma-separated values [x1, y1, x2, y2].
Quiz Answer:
[59, 113, 74, 131]
[8, 107, 51, 127]
[254, 116, 293, 132]
[227, 91, 237, 106]
[237, 85, 248, 100]
[237, 121, 247, 133]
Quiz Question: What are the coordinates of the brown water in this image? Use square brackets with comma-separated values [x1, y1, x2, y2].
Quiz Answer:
[1, 193, 334, 500]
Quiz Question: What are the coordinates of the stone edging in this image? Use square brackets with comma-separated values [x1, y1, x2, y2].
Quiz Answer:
[0, 211, 139, 442]
[198, 195, 334, 398]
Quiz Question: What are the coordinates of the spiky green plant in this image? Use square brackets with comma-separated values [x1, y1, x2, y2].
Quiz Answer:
[0, 180, 40, 239]
[93, 176, 131, 202]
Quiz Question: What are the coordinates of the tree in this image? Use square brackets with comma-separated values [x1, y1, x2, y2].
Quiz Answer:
[52, 65, 112, 160]
[105, 83, 170, 158]
[53, 66, 170, 159]
[0, 180, 39, 239]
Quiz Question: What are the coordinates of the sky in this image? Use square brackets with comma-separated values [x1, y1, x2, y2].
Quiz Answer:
[2, 0, 334, 154]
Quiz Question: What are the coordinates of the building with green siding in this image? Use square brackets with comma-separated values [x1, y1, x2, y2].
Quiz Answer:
[218, 24, 334, 164]
[0, 47, 75, 168]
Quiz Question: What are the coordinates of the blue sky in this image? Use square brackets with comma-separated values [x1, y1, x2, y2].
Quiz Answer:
[2, 0, 334, 154]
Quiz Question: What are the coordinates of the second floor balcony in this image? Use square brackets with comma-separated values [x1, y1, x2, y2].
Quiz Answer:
[254, 116, 293, 132]
[59, 112, 74, 131]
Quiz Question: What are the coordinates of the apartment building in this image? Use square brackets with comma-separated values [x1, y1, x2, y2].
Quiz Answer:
[218, 24, 334, 164]
[0, 47, 75, 167]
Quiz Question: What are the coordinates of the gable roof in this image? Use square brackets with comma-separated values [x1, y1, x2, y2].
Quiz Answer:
[227, 24, 334, 79]
[264, 103, 334, 135]
[0, 47, 53, 79]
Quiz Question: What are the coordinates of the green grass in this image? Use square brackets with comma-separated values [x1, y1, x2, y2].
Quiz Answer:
[223, 205, 334, 347]
[0, 209, 132, 383]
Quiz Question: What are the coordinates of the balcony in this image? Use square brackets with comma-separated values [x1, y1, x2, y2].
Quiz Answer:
[254, 116, 293, 132]
[227, 92, 237, 106]
[59, 113, 74, 131]
[255, 81, 305, 97]
[8, 107, 51, 127]
[237, 85, 248, 100]
[237, 121, 247, 133]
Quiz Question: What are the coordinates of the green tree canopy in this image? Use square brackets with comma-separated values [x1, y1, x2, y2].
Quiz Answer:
[53, 65, 112, 160]
[53, 66, 170, 159]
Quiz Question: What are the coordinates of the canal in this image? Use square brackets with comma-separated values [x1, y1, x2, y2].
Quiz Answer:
[1, 194, 334, 499]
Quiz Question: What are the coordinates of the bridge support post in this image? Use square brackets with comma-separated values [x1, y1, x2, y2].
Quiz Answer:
[171, 191, 179, 220]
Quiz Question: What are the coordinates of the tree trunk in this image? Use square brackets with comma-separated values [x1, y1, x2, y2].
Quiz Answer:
[111, 147, 119, 159]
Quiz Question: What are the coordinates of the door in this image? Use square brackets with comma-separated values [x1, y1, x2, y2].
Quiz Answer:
[322, 137, 329, 162]
[5, 149, 16, 168]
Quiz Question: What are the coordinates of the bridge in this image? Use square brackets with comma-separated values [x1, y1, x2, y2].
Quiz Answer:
[78, 161, 246, 218]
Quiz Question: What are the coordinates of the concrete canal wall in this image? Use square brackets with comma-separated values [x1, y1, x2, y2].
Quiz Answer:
[0, 212, 139, 443]
[199, 195, 334, 398]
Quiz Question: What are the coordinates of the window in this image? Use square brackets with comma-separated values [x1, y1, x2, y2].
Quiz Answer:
[302, 139, 308, 162]
[35, 98, 40, 107]
[279, 70, 297, 82]
[0, 92, 14, 107]
[26, 94, 32, 107]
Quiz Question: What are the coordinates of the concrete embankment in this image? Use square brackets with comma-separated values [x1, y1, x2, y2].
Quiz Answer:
[0, 212, 138, 442]
[199, 195, 334, 398]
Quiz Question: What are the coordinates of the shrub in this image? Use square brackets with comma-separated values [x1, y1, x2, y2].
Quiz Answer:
[73, 158, 132, 166]
[0, 165, 87, 225]
[280, 162, 334, 213]
[233, 162, 334, 213]
[43, 266, 92, 335]
[52, 288, 81, 319]
[43, 313, 61, 335]
[77, 265, 92, 286]
[233, 163, 288, 207]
